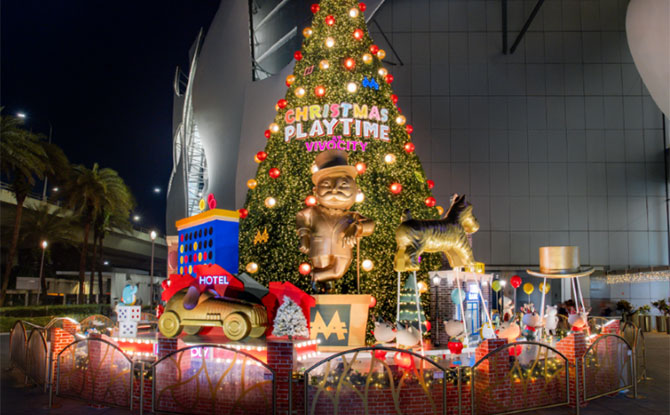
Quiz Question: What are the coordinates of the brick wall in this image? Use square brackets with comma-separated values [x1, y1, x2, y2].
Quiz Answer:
[555, 331, 588, 408]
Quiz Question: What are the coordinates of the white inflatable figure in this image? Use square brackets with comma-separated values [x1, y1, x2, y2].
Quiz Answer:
[500, 296, 515, 322]
[568, 310, 589, 331]
[396, 322, 421, 348]
[518, 344, 539, 366]
[521, 308, 543, 341]
[497, 320, 521, 344]
[479, 321, 497, 340]
[443, 320, 466, 340]
[373, 318, 396, 343]
[544, 305, 559, 335]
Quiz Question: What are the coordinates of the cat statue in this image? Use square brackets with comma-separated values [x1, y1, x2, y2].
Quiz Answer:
[544, 305, 559, 335]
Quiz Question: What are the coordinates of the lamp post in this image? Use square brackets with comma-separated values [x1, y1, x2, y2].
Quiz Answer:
[39, 240, 48, 303]
[150, 230, 157, 308]
[433, 275, 441, 346]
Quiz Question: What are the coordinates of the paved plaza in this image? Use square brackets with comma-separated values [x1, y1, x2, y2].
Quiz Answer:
[1, 332, 668, 414]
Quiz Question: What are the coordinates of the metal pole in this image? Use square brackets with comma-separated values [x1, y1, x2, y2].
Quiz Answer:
[412, 271, 425, 354]
[150, 239, 155, 309]
[356, 237, 360, 294]
[38, 246, 46, 301]
[435, 279, 440, 346]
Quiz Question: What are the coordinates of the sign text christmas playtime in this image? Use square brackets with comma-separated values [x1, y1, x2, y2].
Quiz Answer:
[284, 102, 390, 142]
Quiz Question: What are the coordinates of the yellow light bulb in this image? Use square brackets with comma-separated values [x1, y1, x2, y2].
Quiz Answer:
[311, 164, 319, 173]
[355, 192, 365, 203]
[325, 37, 335, 48]
[347, 82, 358, 93]
[319, 60, 330, 70]
[294, 87, 305, 98]
[362, 260, 374, 271]
[264, 197, 276, 208]
[362, 53, 373, 64]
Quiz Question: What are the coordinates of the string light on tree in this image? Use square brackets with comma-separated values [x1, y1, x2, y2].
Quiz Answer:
[390, 182, 402, 194]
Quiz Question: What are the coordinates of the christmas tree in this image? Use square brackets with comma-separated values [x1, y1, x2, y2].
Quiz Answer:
[398, 276, 428, 332]
[239, 0, 441, 320]
[272, 296, 309, 339]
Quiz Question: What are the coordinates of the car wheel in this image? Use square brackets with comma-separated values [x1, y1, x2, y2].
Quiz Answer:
[249, 326, 267, 338]
[183, 325, 202, 335]
[223, 313, 251, 341]
[158, 311, 182, 337]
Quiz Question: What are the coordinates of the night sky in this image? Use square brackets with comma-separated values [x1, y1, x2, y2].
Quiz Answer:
[1, 0, 221, 233]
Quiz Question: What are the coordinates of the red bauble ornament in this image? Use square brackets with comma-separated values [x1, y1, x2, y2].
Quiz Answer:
[277, 99, 287, 109]
[355, 162, 366, 174]
[353, 29, 364, 40]
[426, 179, 435, 189]
[511, 275, 522, 289]
[310, 4, 320, 13]
[369, 44, 379, 54]
[314, 85, 326, 97]
[425, 196, 437, 207]
[393, 352, 413, 369]
[405, 124, 414, 134]
[385, 73, 394, 84]
[359, 2, 367, 11]
[299, 263, 312, 275]
[369, 296, 377, 308]
[256, 151, 267, 161]
[404, 142, 415, 153]
[344, 58, 356, 70]
[447, 340, 463, 355]
[264, 129, 271, 138]
[390, 94, 398, 104]
[325, 15, 335, 26]
[269, 167, 280, 179]
[238, 208, 248, 219]
[425, 321, 431, 332]
[294, 51, 303, 61]
[390, 182, 402, 194]
[305, 195, 317, 206]
[373, 349, 386, 360]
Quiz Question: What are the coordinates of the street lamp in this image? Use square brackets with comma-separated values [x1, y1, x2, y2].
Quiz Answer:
[150, 230, 157, 308]
[16, 112, 26, 119]
[433, 275, 441, 346]
[133, 215, 141, 222]
[39, 240, 48, 302]
[153, 187, 161, 193]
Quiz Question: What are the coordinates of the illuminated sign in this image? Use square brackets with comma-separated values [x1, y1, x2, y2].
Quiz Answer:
[468, 283, 479, 301]
[198, 275, 230, 285]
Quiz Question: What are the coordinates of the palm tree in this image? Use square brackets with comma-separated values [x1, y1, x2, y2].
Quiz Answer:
[19, 204, 78, 302]
[0, 113, 68, 306]
[92, 206, 134, 302]
[67, 164, 134, 303]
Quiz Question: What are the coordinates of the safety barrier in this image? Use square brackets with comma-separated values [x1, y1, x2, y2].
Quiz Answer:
[470, 341, 570, 415]
[149, 345, 276, 415]
[619, 322, 647, 381]
[26, 329, 50, 390]
[54, 338, 134, 409]
[581, 334, 635, 402]
[9, 321, 29, 373]
[303, 346, 459, 415]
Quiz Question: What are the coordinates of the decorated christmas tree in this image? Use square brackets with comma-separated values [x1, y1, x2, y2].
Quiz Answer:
[398, 277, 428, 332]
[239, 0, 441, 320]
[272, 296, 309, 339]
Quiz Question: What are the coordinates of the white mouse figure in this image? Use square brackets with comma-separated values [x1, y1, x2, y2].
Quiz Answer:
[443, 319, 466, 340]
[497, 321, 521, 344]
[396, 322, 421, 348]
[373, 317, 396, 343]
[568, 310, 589, 331]
[544, 305, 559, 335]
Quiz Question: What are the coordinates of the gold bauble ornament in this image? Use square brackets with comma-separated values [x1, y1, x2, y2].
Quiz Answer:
[377, 49, 386, 59]
[384, 153, 396, 164]
[319, 60, 330, 70]
[346, 82, 358, 93]
[247, 179, 257, 189]
[264, 197, 277, 208]
[325, 37, 335, 48]
[286, 74, 295, 85]
[246, 262, 259, 274]
[269, 123, 280, 133]
[348, 7, 359, 18]
[302, 27, 313, 37]
[294, 87, 306, 98]
[378, 67, 388, 77]
[395, 115, 407, 125]
[362, 260, 374, 271]
[362, 53, 373, 64]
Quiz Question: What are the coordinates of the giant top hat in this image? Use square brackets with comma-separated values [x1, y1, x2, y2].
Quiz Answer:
[312, 149, 358, 185]
[526, 246, 594, 278]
